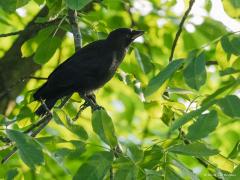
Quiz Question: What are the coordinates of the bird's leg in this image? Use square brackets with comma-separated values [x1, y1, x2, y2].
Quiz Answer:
[40, 98, 51, 115]
[72, 101, 89, 121]
[78, 92, 103, 111]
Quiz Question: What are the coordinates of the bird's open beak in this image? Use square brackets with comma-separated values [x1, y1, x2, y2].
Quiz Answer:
[131, 30, 144, 40]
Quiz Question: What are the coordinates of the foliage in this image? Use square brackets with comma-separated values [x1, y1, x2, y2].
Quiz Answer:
[0, 0, 240, 179]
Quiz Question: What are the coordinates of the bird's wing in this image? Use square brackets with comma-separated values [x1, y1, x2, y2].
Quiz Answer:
[46, 40, 109, 90]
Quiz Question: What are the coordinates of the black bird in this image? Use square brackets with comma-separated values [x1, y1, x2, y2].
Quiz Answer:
[34, 28, 144, 116]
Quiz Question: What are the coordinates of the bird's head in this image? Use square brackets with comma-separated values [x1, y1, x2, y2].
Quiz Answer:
[107, 28, 144, 49]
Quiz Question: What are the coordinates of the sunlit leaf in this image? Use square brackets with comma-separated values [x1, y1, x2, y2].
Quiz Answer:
[0, 0, 29, 12]
[221, 35, 240, 56]
[16, 106, 33, 121]
[145, 169, 163, 180]
[73, 151, 113, 180]
[66, 0, 93, 10]
[134, 48, 153, 74]
[170, 100, 217, 132]
[69, 125, 88, 140]
[53, 111, 64, 126]
[218, 95, 240, 118]
[228, 140, 240, 159]
[92, 109, 117, 147]
[114, 157, 138, 180]
[6, 168, 18, 180]
[209, 154, 235, 172]
[141, 145, 163, 169]
[183, 52, 207, 90]
[219, 67, 240, 76]
[228, 165, 240, 180]
[165, 166, 183, 180]
[144, 59, 184, 96]
[125, 142, 144, 163]
[169, 142, 218, 157]
[34, 36, 62, 65]
[186, 110, 218, 141]
[6, 130, 44, 169]
[171, 158, 199, 180]
[230, 0, 240, 8]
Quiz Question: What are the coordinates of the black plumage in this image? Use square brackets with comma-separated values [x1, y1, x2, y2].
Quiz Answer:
[33, 28, 144, 116]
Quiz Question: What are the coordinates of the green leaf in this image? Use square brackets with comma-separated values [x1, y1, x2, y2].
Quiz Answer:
[141, 145, 163, 169]
[16, 106, 33, 121]
[92, 109, 117, 147]
[219, 67, 240, 76]
[230, 36, 240, 56]
[230, 0, 240, 8]
[134, 48, 153, 74]
[169, 142, 219, 157]
[125, 142, 144, 163]
[37, 141, 70, 174]
[6, 130, 44, 169]
[218, 95, 240, 118]
[183, 53, 207, 90]
[186, 110, 218, 141]
[228, 141, 240, 159]
[144, 59, 184, 96]
[221, 35, 235, 55]
[69, 125, 88, 140]
[73, 151, 113, 180]
[170, 100, 217, 132]
[228, 165, 240, 180]
[145, 169, 163, 180]
[114, 157, 138, 180]
[46, 0, 63, 17]
[0, 0, 29, 12]
[221, 35, 240, 56]
[165, 167, 183, 180]
[34, 36, 62, 65]
[53, 110, 88, 140]
[6, 168, 18, 180]
[34, 0, 45, 6]
[201, 79, 238, 105]
[53, 111, 65, 126]
[171, 158, 199, 180]
[65, 0, 93, 10]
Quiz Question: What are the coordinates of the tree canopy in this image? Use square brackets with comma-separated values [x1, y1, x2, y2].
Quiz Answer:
[0, 0, 240, 179]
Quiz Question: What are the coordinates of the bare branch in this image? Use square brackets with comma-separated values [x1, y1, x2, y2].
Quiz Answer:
[68, 9, 82, 51]
[0, 31, 23, 38]
[169, 0, 195, 62]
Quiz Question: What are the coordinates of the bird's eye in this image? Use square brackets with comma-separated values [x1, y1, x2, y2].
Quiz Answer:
[126, 34, 131, 38]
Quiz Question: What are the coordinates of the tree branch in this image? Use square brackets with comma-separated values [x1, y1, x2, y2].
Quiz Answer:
[67, 9, 82, 51]
[169, 0, 195, 62]
[0, 31, 23, 38]
[0, 7, 63, 114]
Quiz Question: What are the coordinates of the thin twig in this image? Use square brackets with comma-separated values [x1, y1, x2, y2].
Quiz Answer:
[110, 166, 114, 180]
[169, 0, 195, 62]
[0, 30, 23, 38]
[72, 102, 89, 121]
[67, 9, 82, 51]
[0, 18, 62, 39]
[52, 15, 67, 38]
[57, 95, 72, 109]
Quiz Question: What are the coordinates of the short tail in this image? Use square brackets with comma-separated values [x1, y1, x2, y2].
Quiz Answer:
[35, 98, 57, 116]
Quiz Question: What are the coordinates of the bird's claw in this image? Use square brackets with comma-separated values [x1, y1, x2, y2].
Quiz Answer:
[92, 105, 104, 111]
